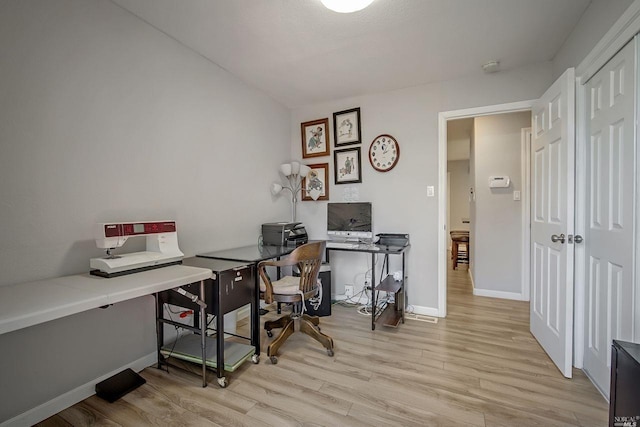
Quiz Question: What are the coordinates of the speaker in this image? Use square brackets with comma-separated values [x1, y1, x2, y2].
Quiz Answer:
[306, 263, 331, 317]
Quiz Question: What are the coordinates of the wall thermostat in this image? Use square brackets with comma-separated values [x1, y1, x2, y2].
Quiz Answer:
[489, 176, 510, 188]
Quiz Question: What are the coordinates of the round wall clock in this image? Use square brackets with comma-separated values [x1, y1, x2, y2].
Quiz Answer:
[368, 134, 400, 172]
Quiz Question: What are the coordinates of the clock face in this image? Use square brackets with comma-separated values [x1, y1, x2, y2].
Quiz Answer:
[368, 134, 399, 172]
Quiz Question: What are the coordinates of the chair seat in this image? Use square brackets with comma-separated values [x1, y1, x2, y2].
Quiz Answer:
[260, 275, 302, 295]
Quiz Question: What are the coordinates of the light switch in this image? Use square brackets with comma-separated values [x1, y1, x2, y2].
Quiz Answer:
[513, 190, 521, 201]
[427, 186, 435, 197]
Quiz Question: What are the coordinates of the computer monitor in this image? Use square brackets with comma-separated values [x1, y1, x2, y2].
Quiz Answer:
[327, 202, 372, 241]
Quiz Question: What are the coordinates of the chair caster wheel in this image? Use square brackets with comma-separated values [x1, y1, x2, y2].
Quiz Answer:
[251, 354, 260, 364]
[327, 349, 334, 357]
[270, 356, 278, 364]
[217, 377, 227, 388]
[266, 330, 273, 338]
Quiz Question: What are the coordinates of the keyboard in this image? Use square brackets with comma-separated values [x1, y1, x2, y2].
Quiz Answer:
[326, 241, 359, 249]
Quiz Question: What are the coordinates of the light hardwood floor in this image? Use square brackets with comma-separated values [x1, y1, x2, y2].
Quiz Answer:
[38, 261, 608, 426]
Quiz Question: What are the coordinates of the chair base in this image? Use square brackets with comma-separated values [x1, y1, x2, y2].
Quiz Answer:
[265, 314, 334, 362]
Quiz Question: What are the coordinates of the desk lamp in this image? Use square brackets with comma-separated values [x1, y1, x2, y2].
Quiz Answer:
[271, 161, 319, 222]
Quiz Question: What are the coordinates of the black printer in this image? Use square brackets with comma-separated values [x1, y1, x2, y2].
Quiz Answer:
[375, 233, 410, 247]
[262, 222, 308, 246]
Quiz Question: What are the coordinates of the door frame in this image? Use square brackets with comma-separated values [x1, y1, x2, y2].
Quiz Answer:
[437, 100, 534, 317]
[521, 128, 532, 303]
[573, 0, 640, 368]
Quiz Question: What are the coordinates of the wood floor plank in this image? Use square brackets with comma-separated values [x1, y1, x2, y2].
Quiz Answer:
[320, 381, 486, 426]
[35, 257, 607, 426]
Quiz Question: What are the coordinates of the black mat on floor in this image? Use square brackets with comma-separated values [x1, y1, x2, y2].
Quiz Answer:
[95, 368, 146, 403]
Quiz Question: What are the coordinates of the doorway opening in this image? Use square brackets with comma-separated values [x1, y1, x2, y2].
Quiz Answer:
[438, 101, 534, 317]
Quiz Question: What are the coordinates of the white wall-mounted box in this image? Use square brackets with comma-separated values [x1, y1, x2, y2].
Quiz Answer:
[489, 176, 510, 188]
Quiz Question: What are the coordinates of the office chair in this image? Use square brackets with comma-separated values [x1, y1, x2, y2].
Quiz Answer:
[257, 241, 334, 364]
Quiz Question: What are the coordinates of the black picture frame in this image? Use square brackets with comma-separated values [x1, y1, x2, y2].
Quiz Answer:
[333, 107, 361, 147]
[334, 147, 362, 184]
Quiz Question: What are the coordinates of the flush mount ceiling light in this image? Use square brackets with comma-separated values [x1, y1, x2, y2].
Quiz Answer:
[321, 0, 375, 13]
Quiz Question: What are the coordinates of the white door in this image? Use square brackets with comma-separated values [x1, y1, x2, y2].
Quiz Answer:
[530, 68, 575, 378]
[583, 39, 636, 397]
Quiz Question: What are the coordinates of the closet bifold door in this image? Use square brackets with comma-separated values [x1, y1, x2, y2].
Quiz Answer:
[582, 37, 636, 398]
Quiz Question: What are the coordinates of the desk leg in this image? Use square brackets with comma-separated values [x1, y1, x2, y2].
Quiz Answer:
[252, 265, 261, 357]
[276, 258, 282, 314]
[155, 293, 165, 370]
[216, 283, 226, 387]
[371, 252, 376, 331]
[401, 253, 406, 324]
[199, 280, 207, 388]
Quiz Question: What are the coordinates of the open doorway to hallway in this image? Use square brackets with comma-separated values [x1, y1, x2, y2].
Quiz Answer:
[445, 111, 531, 316]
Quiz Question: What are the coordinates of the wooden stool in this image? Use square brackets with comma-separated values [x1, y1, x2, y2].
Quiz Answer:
[450, 230, 470, 269]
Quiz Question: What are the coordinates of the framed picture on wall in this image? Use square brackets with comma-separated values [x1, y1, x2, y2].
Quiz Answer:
[302, 163, 329, 201]
[334, 147, 362, 184]
[333, 107, 361, 146]
[301, 118, 330, 158]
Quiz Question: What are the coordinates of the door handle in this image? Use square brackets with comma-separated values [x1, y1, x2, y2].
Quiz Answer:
[574, 235, 583, 244]
[551, 233, 566, 244]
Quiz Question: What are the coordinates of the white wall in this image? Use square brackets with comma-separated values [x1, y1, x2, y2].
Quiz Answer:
[472, 112, 531, 296]
[448, 160, 470, 237]
[292, 62, 554, 314]
[447, 118, 472, 161]
[0, 0, 290, 423]
[552, 0, 634, 78]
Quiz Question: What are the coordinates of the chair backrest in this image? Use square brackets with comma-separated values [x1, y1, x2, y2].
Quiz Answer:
[290, 241, 325, 293]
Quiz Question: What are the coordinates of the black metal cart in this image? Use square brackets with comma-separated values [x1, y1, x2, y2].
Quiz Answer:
[156, 257, 259, 388]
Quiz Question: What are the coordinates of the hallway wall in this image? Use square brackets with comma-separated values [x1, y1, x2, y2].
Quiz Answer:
[471, 111, 531, 298]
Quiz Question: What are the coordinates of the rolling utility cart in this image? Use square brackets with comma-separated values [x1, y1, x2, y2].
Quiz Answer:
[156, 257, 259, 388]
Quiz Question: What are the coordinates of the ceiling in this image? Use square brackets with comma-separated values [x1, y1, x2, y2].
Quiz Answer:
[112, 0, 591, 108]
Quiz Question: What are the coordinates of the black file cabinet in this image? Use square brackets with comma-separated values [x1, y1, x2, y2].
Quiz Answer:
[157, 257, 257, 388]
[609, 340, 640, 426]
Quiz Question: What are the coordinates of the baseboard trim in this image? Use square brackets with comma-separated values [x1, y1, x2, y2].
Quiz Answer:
[1, 353, 157, 427]
[472, 288, 526, 301]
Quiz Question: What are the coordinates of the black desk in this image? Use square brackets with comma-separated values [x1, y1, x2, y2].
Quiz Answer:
[326, 243, 409, 330]
[197, 244, 296, 357]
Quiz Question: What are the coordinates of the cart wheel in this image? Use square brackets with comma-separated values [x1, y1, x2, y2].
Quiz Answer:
[251, 354, 260, 364]
[270, 356, 278, 364]
[217, 377, 228, 388]
[327, 349, 334, 357]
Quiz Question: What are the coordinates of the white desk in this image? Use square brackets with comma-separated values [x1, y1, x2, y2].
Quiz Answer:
[0, 265, 212, 336]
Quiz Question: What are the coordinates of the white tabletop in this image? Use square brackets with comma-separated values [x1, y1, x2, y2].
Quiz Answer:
[0, 265, 212, 336]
